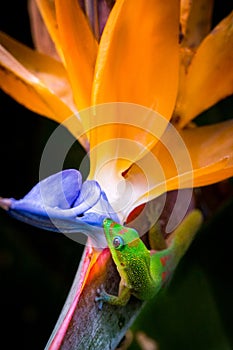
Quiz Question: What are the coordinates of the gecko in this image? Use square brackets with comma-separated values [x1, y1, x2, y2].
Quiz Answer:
[95, 210, 203, 308]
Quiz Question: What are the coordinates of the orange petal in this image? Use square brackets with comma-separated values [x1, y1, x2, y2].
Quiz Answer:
[0, 45, 67, 119]
[0, 32, 76, 113]
[55, 0, 98, 110]
[190, 160, 233, 187]
[175, 11, 233, 126]
[180, 120, 233, 171]
[84, 104, 170, 216]
[177, 0, 214, 111]
[92, 0, 179, 119]
[0, 41, 89, 150]
[180, 0, 214, 48]
[123, 120, 233, 213]
[35, 0, 64, 60]
[178, 120, 233, 187]
[28, 0, 60, 60]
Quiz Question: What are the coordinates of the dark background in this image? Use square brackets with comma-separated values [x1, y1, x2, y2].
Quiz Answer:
[0, 1, 232, 349]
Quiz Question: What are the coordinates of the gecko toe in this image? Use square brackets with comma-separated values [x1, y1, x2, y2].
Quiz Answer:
[95, 286, 107, 310]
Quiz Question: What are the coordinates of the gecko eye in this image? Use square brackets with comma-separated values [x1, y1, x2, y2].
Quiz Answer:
[113, 236, 124, 249]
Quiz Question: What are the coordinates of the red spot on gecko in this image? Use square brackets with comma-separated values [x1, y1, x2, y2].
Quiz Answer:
[109, 221, 128, 235]
[160, 255, 170, 266]
[162, 271, 167, 281]
[109, 221, 116, 230]
[118, 228, 129, 235]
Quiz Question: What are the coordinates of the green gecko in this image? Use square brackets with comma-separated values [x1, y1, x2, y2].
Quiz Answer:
[95, 209, 203, 308]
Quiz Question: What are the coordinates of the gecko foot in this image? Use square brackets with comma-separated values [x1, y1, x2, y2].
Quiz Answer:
[95, 286, 110, 310]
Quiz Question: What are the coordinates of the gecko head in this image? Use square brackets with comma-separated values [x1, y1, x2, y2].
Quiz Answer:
[102, 218, 150, 282]
[103, 218, 142, 255]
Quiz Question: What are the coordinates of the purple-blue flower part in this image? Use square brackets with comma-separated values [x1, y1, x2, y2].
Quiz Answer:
[0, 170, 119, 247]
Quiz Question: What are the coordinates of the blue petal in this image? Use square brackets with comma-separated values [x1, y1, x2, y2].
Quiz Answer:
[11, 169, 82, 212]
[9, 170, 102, 218]
[0, 169, 119, 247]
[72, 180, 102, 213]
[86, 191, 119, 224]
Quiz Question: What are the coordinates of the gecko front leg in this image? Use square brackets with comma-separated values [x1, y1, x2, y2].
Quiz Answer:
[95, 282, 131, 309]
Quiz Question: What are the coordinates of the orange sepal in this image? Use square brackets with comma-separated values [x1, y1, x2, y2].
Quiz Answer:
[0, 35, 89, 149]
[35, 0, 64, 60]
[176, 12, 233, 126]
[55, 0, 98, 110]
[92, 0, 179, 120]
[123, 120, 233, 209]
[180, 0, 214, 48]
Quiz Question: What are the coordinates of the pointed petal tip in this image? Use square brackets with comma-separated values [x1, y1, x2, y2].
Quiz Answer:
[0, 197, 11, 210]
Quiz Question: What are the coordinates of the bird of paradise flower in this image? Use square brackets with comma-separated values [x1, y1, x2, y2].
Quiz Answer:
[0, 0, 233, 349]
